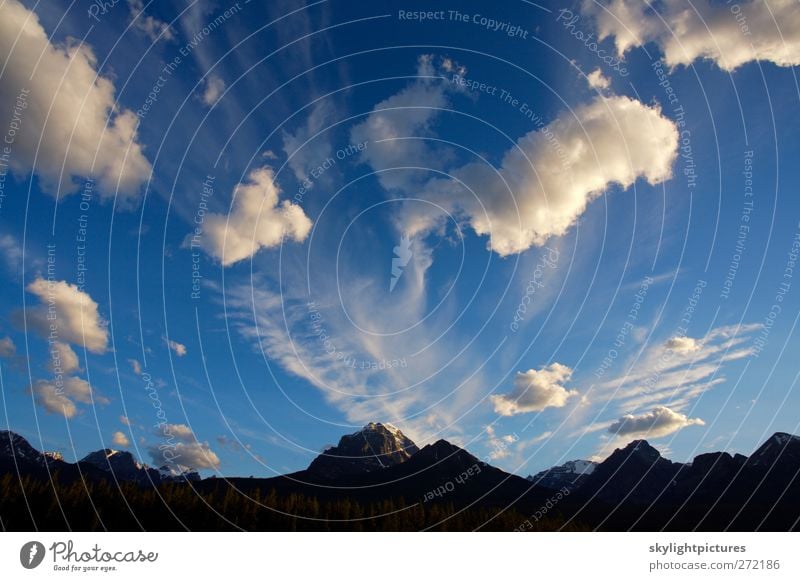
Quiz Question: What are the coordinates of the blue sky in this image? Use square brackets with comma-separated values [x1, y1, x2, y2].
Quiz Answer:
[1, 0, 800, 478]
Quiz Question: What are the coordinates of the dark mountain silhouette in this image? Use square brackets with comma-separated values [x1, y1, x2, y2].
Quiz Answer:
[578, 440, 685, 505]
[2, 426, 800, 531]
[306, 422, 419, 479]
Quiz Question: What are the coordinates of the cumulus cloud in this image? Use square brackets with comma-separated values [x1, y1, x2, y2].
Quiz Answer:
[491, 363, 578, 416]
[0, 0, 152, 204]
[425, 95, 678, 255]
[17, 278, 109, 353]
[120, 415, 132, 426]
[30, 376, 108, 418]
[608, 406, 705, 439]
[586, 68, 611, 90]
[191, 167, 312, 265]
[47, 342, 81, 374]
[155, 423, 195, 443]
[128, 0, 174, 42]
[581, 0, 800, 71]
[166, 339, 187, 357]
[112, 431, 130, 447]
[201, 74, 226, 106]
[354, 55, 676, 256]
[0, 336, 15, 358]
[148, 441, 220, 470]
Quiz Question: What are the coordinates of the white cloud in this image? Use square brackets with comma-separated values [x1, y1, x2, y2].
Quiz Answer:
[0, 234, 23, 272]
[148, 441, 220, 470]
[30, 376, 108, 418]
[112, 431, 130, 447]
[581, 0, 800, 71]
[128, 0, 174, 42]
[191, 167, 312, 265]
[666, 336, 700, 354]
[201, 74, 226, 106]
[18, 278, 109, 353]
[0, 0, 152, 205]
[426, 95, 678, 256]
[155, 423, 195, 443]
[167, 339, 187, 357]
[47, 342, 80, 374]
[608, 405, 705, 439]
[350, 55, 456, 191]
[491, 363, 578, 416]
[351, 57, 676, 256]
[486, 425, 519, 459]
[587, 68, 611, 90]
[282, 101, 334, 184]
[128, 358, 142, 375]
[120, 415, 132, 426]
[222, 280, 450, 443]
[0, 336, 15, 358]
[597, 324, 761, 414]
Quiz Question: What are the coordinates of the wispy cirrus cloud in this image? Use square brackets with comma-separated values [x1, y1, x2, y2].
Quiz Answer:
[597, 323, 761, 414]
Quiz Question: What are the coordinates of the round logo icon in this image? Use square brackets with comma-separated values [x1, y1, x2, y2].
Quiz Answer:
[20, 541, 46, 569]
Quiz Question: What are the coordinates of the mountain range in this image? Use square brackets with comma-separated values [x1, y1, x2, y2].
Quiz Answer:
[2, 424, 800, 531]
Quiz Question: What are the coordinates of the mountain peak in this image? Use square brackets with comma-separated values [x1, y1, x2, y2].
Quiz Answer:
[747, 432, 800, 468]
[619, 439, 662, 462]
[528, 459, 597, 492]
[0, 430, 52, 465]
[306, 422, 419, 479]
